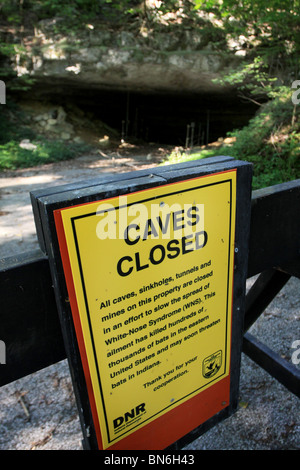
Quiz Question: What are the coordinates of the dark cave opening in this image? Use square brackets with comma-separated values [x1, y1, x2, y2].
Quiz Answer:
[104, 90, 258, 146]
[27, 84, 258, 147]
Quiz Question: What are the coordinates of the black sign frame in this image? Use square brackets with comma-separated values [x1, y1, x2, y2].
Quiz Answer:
[31, 156, 252, 450]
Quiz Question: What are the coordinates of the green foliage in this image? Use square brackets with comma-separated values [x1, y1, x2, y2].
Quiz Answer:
[0, 103, 32, 143]
[212, 57, 281, 105]
[0, 138, 90, 170]
[225, 91, 300, 188]
[0, 0, 299, 184]
[0, 104, 91, 171]
[195, 0, 300, 103]
[163, 89, 300, 189]
[161, 147, 215, 165]
[0, 0, 142, 26]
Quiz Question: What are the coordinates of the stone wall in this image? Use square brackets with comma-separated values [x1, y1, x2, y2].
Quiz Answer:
[12, 18, 243, 95]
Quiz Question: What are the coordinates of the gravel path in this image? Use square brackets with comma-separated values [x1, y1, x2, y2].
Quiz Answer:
[0, 150, 299, 450]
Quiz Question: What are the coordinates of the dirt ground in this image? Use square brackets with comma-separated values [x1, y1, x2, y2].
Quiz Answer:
[0, 147, 299, 450]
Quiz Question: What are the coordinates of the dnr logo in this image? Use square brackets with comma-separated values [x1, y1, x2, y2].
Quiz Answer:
[202, 350, 222, 378]
[113, 403, 146, 430]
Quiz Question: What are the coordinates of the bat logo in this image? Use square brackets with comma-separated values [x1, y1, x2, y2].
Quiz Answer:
[202, 350, 222, 378]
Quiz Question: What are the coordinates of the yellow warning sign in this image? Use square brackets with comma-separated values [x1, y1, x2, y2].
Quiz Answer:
[56, 170, 236, 449]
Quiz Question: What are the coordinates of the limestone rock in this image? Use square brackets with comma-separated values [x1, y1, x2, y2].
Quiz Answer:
[12, 26, 238, 95]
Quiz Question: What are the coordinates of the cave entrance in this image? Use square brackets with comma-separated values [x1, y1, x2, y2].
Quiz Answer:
[99, 90, 258, 146]
[27, 84, 258, 147]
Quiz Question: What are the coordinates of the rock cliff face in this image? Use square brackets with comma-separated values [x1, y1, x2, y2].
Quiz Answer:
[13, 19, 242, 95]
[5, 19, 254, 145]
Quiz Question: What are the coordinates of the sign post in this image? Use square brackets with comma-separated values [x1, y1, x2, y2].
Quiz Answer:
[31, 157, 252, 450]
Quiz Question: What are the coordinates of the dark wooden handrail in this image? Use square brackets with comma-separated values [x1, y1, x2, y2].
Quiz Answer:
[1, 179, 300, 394]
